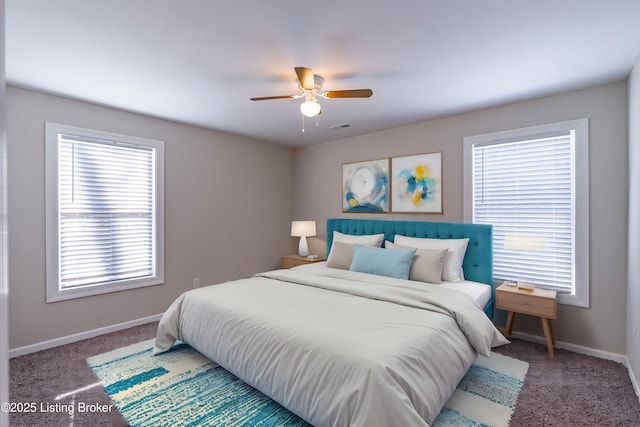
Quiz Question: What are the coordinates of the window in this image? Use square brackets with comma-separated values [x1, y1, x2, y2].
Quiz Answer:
[45, 123, 164, 302]
[463, 119, 589, 307]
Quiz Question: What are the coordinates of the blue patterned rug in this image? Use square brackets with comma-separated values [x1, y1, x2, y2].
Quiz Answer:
[87, 340, 528, 427]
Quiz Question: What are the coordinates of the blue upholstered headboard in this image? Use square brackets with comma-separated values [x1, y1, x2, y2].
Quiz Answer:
[326, 218, 493, 285]
[326, 218, 494, 317]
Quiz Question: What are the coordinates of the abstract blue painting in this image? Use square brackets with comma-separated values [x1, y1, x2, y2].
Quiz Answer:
[342, 159, 389, 213]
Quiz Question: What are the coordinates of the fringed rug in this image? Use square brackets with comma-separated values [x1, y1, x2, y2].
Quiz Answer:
[87, 339, 528, 427]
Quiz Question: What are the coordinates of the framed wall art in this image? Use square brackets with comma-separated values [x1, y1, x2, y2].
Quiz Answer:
[391, 152, 442, 213]
[342, 158, 389, 213]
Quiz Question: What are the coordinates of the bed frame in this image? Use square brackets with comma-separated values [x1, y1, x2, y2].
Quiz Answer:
[326, 218, 495, 318]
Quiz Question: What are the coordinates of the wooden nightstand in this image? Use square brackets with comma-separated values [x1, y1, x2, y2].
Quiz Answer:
[281, 255, 326, 269]
[496, 283, 557, 358]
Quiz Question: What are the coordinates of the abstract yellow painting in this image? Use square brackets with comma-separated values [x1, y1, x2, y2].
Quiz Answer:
[391, 152, 442, 213]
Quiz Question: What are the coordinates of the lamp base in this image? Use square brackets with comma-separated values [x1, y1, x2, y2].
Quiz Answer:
[298, 236, 309, 257]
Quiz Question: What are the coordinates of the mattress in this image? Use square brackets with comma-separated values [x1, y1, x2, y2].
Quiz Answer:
[294, 261, 493, 309]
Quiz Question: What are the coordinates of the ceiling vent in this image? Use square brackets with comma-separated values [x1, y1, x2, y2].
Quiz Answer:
[330, 123, 351, 130]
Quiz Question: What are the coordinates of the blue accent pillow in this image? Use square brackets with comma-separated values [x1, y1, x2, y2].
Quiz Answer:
[349, 245, 417, 280]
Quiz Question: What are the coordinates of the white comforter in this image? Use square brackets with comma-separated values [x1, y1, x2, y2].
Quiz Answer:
[154, 268, 508, 427]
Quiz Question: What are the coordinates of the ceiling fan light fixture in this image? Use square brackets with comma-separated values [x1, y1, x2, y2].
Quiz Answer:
[300, 99, 321, 118]
[250, 67, 372, 122]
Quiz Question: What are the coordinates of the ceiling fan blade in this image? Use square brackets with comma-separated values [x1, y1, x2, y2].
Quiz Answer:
[295, 67, 315, 90]
[323, 89, 373, 99]
[250, 95, 298, 101]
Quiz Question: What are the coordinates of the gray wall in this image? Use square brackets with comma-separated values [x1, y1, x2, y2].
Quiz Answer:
[7, 86, 295, 349]
[627, 57, 640, 378]
[7, 79, 632, 356]
[1, 0, 10, 422]
[293, 81, 629, 354]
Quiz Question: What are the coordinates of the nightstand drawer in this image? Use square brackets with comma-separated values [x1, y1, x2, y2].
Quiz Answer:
[496, 290, 556, 318]
[281, 255, 325, 269]
[282, 258, 307, 269]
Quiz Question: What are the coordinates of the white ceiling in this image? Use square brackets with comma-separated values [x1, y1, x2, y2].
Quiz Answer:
[6, 1, 640, 147]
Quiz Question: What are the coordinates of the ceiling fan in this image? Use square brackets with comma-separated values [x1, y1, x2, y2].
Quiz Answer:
[250, 67, 373, 118]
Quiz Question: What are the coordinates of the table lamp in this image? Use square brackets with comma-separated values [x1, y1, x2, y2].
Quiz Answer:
[291, 221, 316, 257]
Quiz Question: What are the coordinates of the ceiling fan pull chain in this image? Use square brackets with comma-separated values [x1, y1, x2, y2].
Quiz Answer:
[301, 114, 305, 133]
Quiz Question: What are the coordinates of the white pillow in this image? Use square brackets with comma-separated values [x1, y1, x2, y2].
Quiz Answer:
[332, 231, 385, 247]
[328, 231, 385, 268]
[393, 235, 469, 282]
[385, 241, 447, 284]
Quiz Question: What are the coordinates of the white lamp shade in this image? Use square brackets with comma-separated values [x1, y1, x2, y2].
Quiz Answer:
[300, 100, 321, 118]
[291, 221, 316, 237]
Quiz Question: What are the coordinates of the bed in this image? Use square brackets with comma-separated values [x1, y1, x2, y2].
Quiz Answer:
[325, 218, 496, 318]
[154, 218, 507, 427]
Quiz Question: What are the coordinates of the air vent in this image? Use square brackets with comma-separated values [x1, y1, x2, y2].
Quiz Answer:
[330, 123, 351, 130]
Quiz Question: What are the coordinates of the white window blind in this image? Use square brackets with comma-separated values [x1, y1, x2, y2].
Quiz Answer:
[59, 137, 155, 288]
[46, 123, 164, 302]
[463, 119, 589, 307]
[472, 133, 574, 293]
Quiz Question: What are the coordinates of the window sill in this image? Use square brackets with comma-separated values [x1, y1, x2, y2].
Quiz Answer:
[46, 277, 164, 303]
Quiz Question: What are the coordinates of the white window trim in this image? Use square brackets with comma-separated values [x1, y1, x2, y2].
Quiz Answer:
[463, 118, 589, 307]
[45, 122, 165, 302]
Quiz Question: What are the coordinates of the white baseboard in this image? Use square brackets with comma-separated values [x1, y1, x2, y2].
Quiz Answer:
[9, 313, 163, 358]
[510, 330, 640, 400]
[625, 357, 640, 402]
[510, 330, 627, 363]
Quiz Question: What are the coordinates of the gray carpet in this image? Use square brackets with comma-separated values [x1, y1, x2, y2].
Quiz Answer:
[9, 322, 640, 426]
